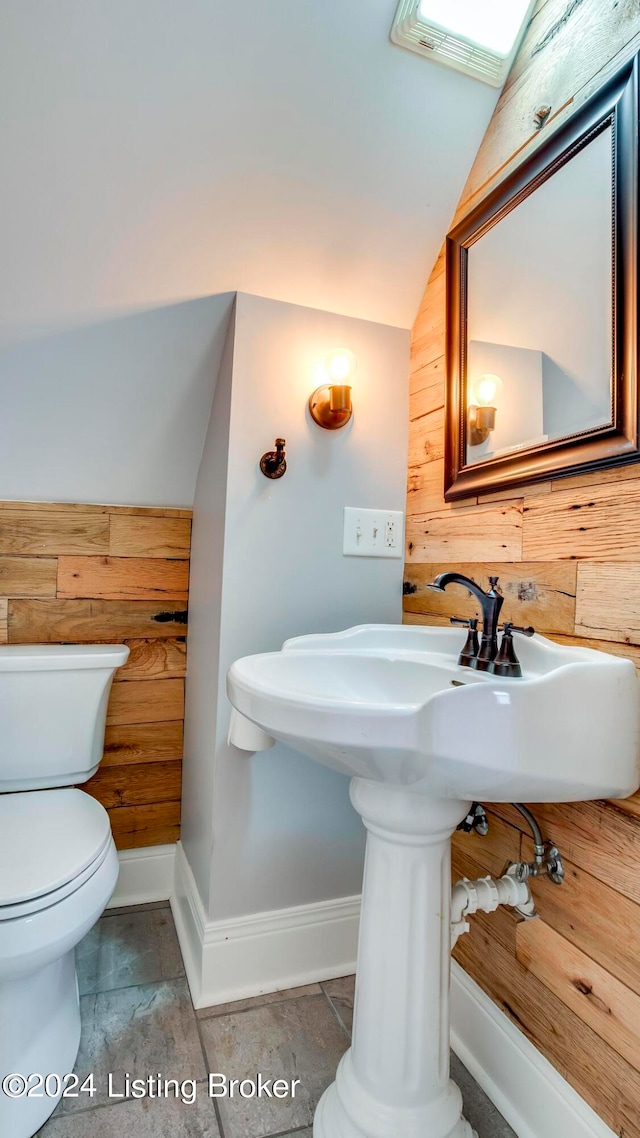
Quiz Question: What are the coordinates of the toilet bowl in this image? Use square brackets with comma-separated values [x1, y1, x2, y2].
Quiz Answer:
[0, 792, 119, 1138]
[0, 645, 129, 1138]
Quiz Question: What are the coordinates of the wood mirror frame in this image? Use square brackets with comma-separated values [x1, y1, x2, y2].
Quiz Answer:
[444, 53, 638, 502]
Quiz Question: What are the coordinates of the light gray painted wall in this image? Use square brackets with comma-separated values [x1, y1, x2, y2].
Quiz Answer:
[181, 303, 236, 895]
[182, 293, 409, 920]
[0, 295, 233, 506]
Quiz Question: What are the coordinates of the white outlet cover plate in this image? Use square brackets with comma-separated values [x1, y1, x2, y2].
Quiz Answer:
[343, 507, 404, 559]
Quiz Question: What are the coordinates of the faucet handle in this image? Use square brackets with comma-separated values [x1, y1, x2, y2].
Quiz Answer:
[491, 624, 522, 678]
[450, 616, 479, 667]
[491, 623, 535, 678]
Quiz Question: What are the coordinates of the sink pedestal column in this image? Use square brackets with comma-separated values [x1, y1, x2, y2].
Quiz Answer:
[314, 779, 475, 1138]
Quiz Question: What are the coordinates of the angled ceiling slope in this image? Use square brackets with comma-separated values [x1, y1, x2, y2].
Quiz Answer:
[0, 0, 499, 340]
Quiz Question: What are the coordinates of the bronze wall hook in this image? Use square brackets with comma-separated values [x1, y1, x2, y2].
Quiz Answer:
[260, 438, 287, 479]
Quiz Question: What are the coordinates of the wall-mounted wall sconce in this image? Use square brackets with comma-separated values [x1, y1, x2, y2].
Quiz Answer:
[309, 349, 356, 430]
[468, 373, 503, 446]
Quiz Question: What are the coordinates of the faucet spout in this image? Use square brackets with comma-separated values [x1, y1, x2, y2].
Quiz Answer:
[429, 572, 504, 670]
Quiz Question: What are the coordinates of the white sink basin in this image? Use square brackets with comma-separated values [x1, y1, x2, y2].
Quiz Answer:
[228, 624, 640, 802]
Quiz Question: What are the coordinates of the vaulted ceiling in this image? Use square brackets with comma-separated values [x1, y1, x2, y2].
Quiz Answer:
[0, 0, 498, 340]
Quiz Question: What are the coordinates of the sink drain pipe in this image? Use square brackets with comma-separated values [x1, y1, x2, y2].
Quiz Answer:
[451, 802, 566, 947]
[451, 866, 537, 948]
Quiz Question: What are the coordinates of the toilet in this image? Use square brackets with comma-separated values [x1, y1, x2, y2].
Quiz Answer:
[0, 643, 129, 1138]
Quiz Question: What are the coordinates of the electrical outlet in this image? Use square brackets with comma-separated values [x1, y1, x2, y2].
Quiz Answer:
[343, 507, 404, 558]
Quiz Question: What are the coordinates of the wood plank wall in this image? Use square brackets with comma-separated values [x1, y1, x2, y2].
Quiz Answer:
[405, 2, 640, 1132]
[0, 500, 191, 849]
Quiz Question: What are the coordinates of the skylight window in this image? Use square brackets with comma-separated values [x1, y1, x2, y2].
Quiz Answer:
[391, 0, 536, 88]
[419, 0, 531, 56]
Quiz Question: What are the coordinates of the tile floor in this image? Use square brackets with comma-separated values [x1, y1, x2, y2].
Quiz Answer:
[35, 902, 516, 1138]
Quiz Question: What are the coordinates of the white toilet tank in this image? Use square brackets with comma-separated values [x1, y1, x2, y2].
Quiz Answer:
[0, 644, 129, 791]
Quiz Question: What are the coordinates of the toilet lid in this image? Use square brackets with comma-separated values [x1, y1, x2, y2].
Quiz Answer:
[0, 788, 112, 907]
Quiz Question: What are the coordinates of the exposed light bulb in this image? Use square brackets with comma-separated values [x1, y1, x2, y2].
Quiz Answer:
[326, 349, 357, 383]
[470, 373, 503, 407]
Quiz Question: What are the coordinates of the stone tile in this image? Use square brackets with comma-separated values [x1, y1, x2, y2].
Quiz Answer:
[61, 979, 206, 1113]
[77, 907, 184, 995]
[37, 1092, 221, 1136]
[451, 1053, 516, 1138]
[321, 974, 355, 1035]
[197, 982, 322, 1019]
[199, 994, 348, 1138]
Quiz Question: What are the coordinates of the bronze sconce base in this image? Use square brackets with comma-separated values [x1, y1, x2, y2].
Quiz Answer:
[468, 404, 496, 447]
[309, 384, 353, 430]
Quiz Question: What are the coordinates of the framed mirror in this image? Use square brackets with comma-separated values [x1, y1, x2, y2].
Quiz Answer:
[444, 53, 638, 501]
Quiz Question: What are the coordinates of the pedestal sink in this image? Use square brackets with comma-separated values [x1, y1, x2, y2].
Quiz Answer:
[227, 625, 640, 1138]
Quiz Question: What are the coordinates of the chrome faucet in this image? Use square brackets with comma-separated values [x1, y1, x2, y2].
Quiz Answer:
[428, 573, 504, 671]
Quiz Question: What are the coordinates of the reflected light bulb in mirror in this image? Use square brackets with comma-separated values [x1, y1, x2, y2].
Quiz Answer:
[470, 373, 503, 407]
[326, 349, 357, 383]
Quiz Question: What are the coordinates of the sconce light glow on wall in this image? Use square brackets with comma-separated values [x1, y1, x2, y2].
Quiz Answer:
[468, 373, 502, 446]
[309, 350, 357, 430]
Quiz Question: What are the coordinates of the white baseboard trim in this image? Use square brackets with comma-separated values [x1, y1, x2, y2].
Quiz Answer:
[450, 961, 616, 1138]
[107, 844, 177, 908]
[170, 841, 360, 1009]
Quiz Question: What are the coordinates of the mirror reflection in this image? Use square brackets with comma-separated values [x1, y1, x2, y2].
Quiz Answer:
[465, 125, 613, 466]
